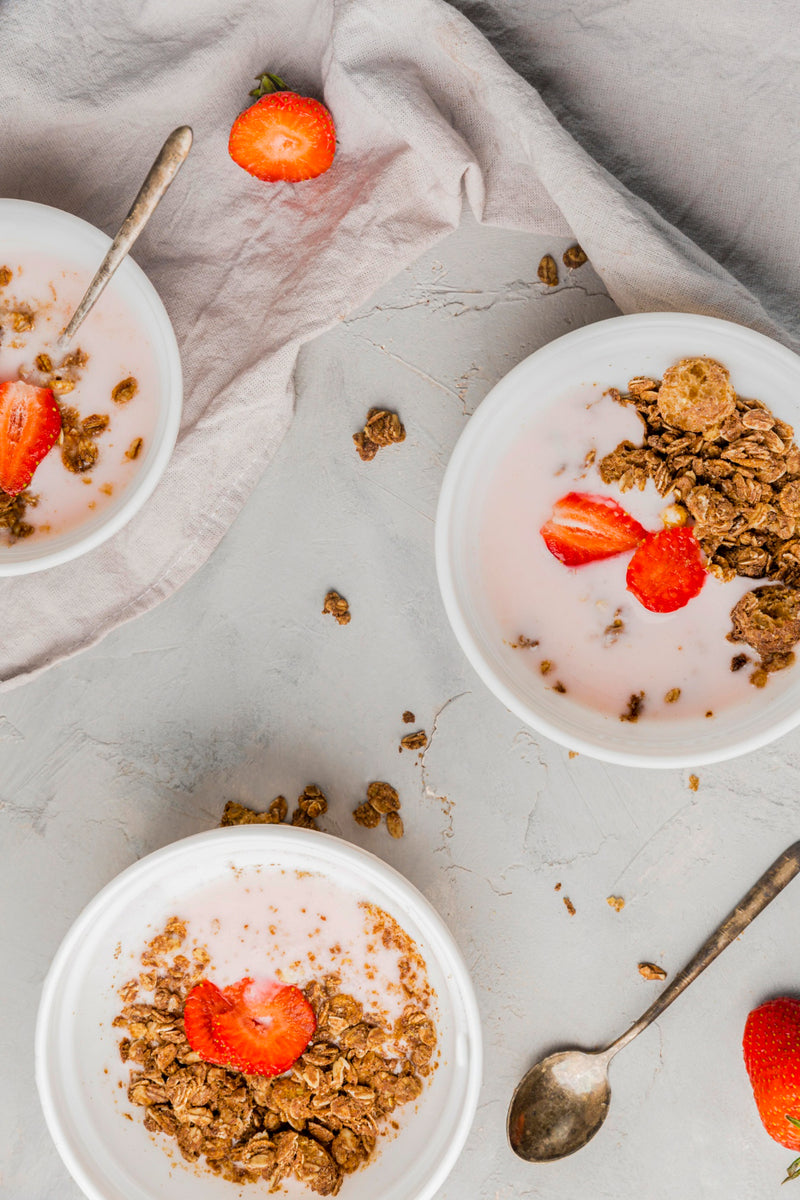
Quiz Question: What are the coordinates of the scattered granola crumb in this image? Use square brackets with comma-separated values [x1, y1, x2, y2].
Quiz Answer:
[664, 687, 681, 704]
[607, 896, 625, 912]
[353, 801, 381, 829]
[400, 730, 427, 752]
[688, 774, 699, 792]
[220, 799, 285, 827]
[563, 896, 576, 916]
[562, 244, 588, 269]
[620, 691, 645, 722]
[353, 407, 405, 461]
[366, 782, 400, 814]
[507, 633, 539, 649]
[60, 406, 108, 474]
[291, 784, 328, 829]
[385, 811, 404, 839]
[730, 653, 749, 671]
[0, 266, 12, 287]
[35, 352, 53, 373]
[554, 882, 562, 891]
[551, 681, 567, 694]
[11, 309, 33, 332]
[537, 254, 558, 287]
[729, 585, 800, 685]
[705, 710, 714, 718]
[539, 660, 552, 675]
[112, 375, 138, 405]
[0, 489, 36, 541]
[100, 483, 114, 496]
[126, 437, 143, 461]
[750, 668, 768, 689]
[401, 711, 415, 724]
[322, 590, 351, 625]
[604, 611, 625, 645]
[568, 750, 578, 759]
[638, 962, 667, 981]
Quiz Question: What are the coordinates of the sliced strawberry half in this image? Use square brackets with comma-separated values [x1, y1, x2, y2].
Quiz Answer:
[540, 491, 646, 567]
[183, 979, 234, 1066]
[626, 526, 707, 613]
[211, 978, 316, 1077]
[0, 380, 61, 496]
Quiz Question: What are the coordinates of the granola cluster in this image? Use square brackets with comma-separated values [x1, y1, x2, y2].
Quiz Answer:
[353, 409, 405, 462]
[115, 918, 436, 1195]
[599, 364, 800, 682]
[220, 786, 329, 832]
[322, 590, 351, 626]
[600, 368, 800, 587]
[60, 405, 110, 474]
[353, 781, 404, 839]
[0, 488, 36, 540]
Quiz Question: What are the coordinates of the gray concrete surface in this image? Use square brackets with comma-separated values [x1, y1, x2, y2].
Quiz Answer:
[3, 213, 798, 1199]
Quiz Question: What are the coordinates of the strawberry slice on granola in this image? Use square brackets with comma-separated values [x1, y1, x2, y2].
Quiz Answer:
[540, 491, 646, 567]
[182, 979, 234, 1066]
[211, 978, 317, 1077]
[626, 526, 707, 613]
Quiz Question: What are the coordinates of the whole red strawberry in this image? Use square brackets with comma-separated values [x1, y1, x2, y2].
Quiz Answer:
[229, 72, 335, 183]
[743, 997, 800, 1182]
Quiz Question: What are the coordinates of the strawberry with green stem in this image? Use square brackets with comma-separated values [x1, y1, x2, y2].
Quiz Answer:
[228, 72, 336, 183]
[743, 997, 800, 1182]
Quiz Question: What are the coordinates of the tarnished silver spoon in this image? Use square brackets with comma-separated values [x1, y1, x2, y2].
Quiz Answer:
[508, 839, 800, 1162]
[54, 125, 192, 355]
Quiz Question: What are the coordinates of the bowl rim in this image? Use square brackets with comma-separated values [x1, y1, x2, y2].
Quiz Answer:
[35, 824, 483, 1200]
[435, 310, 800, 769]
[0, 197, 182, 575]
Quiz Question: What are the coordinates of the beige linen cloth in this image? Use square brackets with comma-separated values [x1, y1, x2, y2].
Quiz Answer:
[0, 0, 794, 687]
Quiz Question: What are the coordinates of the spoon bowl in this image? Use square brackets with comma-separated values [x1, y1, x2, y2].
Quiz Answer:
[508, 1049, 610, 1161]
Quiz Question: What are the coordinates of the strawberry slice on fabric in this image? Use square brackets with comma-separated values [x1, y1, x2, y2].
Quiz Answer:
[183, 979, 235, 1066]
[0, 380, 61, 496]
[228, 73, 335, 183]
[540, 491, 646, 567]
[625, 526, 706, 613]
[211, 978, 317, 1077]
[743, 997, 800, 1181]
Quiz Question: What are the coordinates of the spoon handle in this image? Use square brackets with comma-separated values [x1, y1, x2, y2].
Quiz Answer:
[56, 125, 193, 351]
[606, 839, 800, 1058]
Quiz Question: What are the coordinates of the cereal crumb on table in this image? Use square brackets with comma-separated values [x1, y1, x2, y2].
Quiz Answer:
[563, 896, 576, 916]
[291, 785, 328, 829]
[400, 730, 427, 752]
[353, 407, 405, 462]
[554, 882, 562, 891]
[366, 781, 400, 813]
[322, 590, 351, 625]
[537, 254, 558, 287]
[401, 710, 415, 724]
[607, 896, 625, 912]
[638, 962, 667, 981]
[386, 811, 404, 839]
[688, 774, 699, 792]
[568, 750, 578, 759]
[353, 782, 403, 836]
[562, 244, 588, 269]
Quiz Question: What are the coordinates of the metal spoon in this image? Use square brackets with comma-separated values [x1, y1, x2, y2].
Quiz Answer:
[508, 839, 800, 1162]
[54, 125, 192, 355]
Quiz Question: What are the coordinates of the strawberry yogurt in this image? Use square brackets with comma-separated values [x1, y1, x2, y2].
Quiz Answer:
[0, 252, 160, 541]
[479, 388, 772, 721]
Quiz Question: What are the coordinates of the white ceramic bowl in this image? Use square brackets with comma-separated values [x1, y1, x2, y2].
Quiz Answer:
[36, 826, 482, 1200]
[436, 312, 800, 768]
[0, 199, 182, 574]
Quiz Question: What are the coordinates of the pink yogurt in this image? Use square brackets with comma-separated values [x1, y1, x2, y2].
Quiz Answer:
[0, 252, 160, 541]
[479, 389, 765, 721]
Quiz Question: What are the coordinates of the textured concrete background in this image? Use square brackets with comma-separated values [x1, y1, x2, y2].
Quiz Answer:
[4, 212, 800, 1198]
